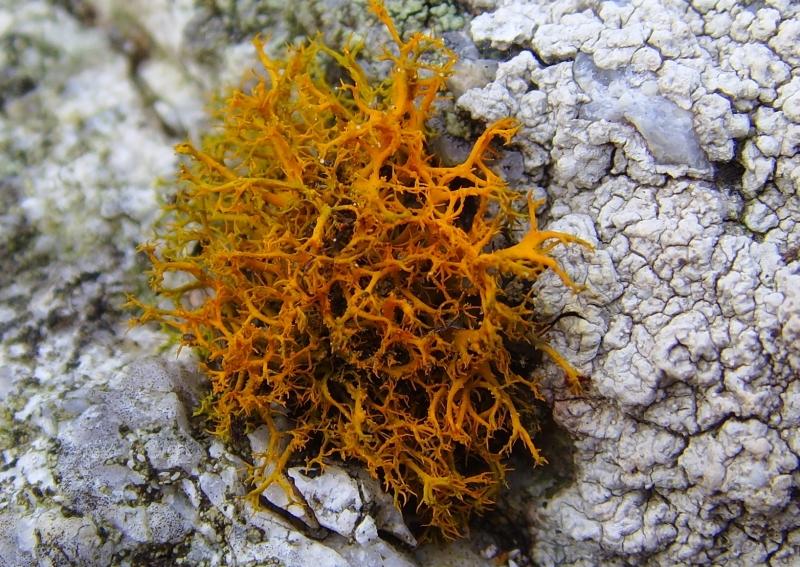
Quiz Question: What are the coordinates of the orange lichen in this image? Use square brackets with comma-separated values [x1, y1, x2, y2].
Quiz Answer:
[131, 0, 591, 539]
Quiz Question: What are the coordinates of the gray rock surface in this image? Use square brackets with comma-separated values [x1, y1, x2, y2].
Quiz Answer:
[1, 0, 798, 565]
[460, 0, 800, 564]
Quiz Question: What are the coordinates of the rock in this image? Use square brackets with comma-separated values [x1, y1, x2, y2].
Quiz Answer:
[461, 0, 800, 563]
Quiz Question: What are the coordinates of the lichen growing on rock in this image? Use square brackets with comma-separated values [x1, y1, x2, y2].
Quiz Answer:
[130, 0, 589, 538]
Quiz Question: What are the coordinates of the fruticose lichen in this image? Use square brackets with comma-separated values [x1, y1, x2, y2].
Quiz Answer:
[131, 0, 589, 539]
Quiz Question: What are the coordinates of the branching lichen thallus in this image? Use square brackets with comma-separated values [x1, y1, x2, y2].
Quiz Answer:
[130, 0, 592, 539]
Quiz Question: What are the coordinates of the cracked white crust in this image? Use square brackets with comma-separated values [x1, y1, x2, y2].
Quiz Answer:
[460, 0, 800, 564]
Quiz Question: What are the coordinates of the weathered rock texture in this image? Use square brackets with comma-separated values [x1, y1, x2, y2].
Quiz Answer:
[458, 0, 800, 564]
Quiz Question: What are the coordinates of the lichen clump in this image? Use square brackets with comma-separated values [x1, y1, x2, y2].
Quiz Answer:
[132, 0, 588, 538]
